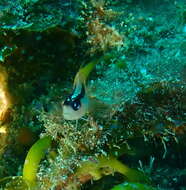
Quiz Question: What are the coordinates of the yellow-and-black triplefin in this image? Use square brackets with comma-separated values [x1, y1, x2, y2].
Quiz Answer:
[62, 60, 98, 120]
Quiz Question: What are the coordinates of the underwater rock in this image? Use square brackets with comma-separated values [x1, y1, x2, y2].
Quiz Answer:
[0, 0, 80, 31]
[0, 1, 186, 190]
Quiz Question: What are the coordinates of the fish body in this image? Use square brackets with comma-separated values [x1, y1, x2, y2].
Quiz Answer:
[63, 60, 98, 120]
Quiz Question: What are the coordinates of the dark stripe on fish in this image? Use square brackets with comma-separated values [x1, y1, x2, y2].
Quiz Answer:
[63, 84, 85, 111]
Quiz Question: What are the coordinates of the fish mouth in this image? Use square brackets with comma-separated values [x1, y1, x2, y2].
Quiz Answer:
[62, 105, 80, 120]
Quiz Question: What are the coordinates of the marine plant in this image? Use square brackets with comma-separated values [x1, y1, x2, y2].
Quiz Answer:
[76, 155, 150, 184]
[0, 130, 151, 189]
[23, 136, 52, 188]
[0, 0, 186, 190]
[110, 182, 156, 190]
[0, 136, 52, 189]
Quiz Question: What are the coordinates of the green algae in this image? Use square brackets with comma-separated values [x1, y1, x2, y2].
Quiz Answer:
[76, 155, 150, 184]
[23, 136, 52, 188]
[0, 0, 185, 190]
[111, 182, 156, 190]
[0, 136, 52, 190]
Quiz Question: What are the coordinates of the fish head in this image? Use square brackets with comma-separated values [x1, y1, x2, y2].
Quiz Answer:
[63, 96, 89, 120]
[62, 84, 89, 120]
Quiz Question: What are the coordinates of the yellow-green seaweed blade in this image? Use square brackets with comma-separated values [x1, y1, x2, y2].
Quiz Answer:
[23, 136, 52, 188]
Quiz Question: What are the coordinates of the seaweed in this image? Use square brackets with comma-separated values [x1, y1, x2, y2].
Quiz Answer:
[0, 0, 186, 190]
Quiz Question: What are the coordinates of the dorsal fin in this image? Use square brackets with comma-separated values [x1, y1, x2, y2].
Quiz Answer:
[73, 59, 99, 87]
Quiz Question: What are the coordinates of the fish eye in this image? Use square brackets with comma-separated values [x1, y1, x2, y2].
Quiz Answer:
[63, 97, 71, 105]
[72, 100, 81, 111]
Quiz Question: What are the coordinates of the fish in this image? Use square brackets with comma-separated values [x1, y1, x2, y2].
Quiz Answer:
[62, 60, 98, 120]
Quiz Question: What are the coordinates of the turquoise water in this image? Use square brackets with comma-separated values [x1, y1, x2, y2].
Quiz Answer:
[0, 0, 185, 189]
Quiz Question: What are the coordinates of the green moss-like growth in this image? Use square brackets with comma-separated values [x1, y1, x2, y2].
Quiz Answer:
[111, 182, 156, 190]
